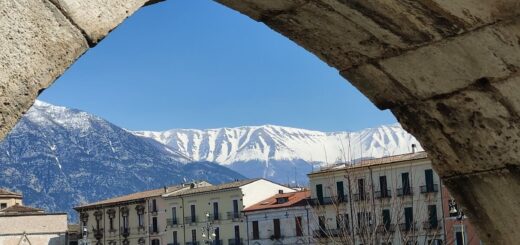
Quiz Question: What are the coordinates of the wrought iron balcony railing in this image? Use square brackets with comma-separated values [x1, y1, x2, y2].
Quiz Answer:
[227, 212, 242, 221]
[398, 222, 417, 232]
[167, 218, 178, 227]
[420, 184, 439, 193]
[396, 187, 413, 197]
[374, 190, 392, 199]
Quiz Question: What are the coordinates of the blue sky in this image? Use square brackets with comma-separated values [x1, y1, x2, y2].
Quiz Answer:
[38, 0, 396, 132]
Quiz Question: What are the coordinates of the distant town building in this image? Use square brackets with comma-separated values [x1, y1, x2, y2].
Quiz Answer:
[0, 188, 68, 245]
[75, 179, 294, 245]
[441, 186, 482, 245]
[243, 190, 312, 245]
[307, 152, 447, 245]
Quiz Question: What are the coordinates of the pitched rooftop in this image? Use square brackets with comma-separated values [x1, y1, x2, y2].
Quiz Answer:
[310, 151, 428, 175]
[0, 188, 22, 198]
[163, 179, 259, 198]
[0, 203, 43, 214]
[244, 190, 310, 212]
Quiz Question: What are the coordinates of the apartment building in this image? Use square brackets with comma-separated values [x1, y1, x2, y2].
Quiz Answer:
[75, 183, 211, 245]
[441, 186, 483, 245]
[308, 152, 445, 245]
[162, 179, 294, 245]
[0, 188, 68, 245]
[243, 190, 312, 245]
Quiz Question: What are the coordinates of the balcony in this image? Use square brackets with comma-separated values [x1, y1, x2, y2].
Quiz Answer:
[167, 218, 179, 227]
[422, 220, 440, 231]
[120, 227, 130, 237]
[398, 222, 417, 232]
[151, 209, 158, 216]
[93, 228, 104, 240]
[184, 216, 198, 225]
[167, 243, 180, 245]
[374, 190, 392, 199]
[420, 184, 439, 194]
[376, 224, 396, 233]
[228, 238, 244, 245]
[227, 212, 242, 221]
[396, 187, 413, 197]
[185, 242, 199, 245]
[137, 225, 146, 233]
[355, 225, 375, 235]
[352, 193, 368, 201]
[208, 213, 221, 222]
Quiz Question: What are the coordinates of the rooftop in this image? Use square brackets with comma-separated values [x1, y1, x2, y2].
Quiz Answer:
[163, 179, 260, 198]
[0, 203, 43, 214]
[75, 184, 187, 209]
[310, 151, 428, 175]
[244, 190, 310, 212]
[0, 188, 22, 198]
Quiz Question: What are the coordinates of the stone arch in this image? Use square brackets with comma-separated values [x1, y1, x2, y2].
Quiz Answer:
[2, 0, 520, 243]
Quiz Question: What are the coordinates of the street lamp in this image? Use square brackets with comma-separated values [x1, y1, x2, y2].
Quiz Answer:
[201, 212, 217, 245]
[449, 199, 465, 245]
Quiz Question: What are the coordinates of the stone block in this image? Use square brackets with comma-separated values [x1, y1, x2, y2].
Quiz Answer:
[49, 0, 155, 44]
[216, 0, 307, 21]
[379, 19, 520, 100]
[0, 0, 88, 139]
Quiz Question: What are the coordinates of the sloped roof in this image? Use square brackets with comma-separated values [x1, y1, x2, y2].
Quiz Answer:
[164, 179, 259, 198]
[310, 151, 429, 175]
[0, 203, 43, 214]
[0, 188, 22, 198]
[244, 190, 310, 212]
[76, 185, 186, 209]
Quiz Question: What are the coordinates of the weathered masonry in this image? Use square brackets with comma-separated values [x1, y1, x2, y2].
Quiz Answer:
[2, 1, 520, 243]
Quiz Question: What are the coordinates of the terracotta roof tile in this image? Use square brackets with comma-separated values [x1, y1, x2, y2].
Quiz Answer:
[0, 188, 22, 198]
[0, 204, 43, 214]
[244, 191, 310, 212]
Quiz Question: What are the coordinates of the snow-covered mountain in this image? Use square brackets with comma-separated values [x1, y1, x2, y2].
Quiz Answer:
[133, 124, 423, 184]
[0, 101, 244, 220]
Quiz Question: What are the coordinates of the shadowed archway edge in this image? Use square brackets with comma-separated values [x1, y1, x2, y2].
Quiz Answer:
[1, 0, 520, 243]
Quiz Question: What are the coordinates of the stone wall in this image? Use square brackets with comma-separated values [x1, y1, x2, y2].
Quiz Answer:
[1, 0, 520, 243]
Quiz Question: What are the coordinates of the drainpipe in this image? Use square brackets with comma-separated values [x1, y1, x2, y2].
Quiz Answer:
[148, 199, 151, 245]
[306, 206, 311, 245]
[440, 179, 447, 243]
[182, 196, 186, 245]
[245, 213, 250, 245]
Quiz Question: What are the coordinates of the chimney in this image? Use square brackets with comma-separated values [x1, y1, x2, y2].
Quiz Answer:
[163, 186, 167, 193]
[411, 144, 417, 154]
[278, 190, 284, 194]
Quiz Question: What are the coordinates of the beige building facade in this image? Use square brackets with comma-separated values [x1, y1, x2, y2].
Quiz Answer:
[75, 179, 294, 245]
[0, 188, 68, 245]
[308, 152, 445, 245]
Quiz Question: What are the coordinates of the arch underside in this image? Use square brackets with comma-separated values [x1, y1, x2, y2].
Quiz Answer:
[2, 0, 520, 243]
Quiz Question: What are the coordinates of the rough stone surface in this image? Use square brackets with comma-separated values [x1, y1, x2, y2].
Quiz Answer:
[3, 0, 520, 243]
[48, 0, 155, 44]
[0, 0, 88, 140]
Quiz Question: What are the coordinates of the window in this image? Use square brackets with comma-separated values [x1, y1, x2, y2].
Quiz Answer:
[402, 172, 411, 195]
[273, 218, 281, 238]
[425, 169, 434, 192]
[173, 231, 178, 244]
[295, 216, 303, 237]
[358, 179, 365, 200]
[138, 212, 144, 227]
[382, 209, 391, 231]
[152, 199, 157, 212]
[214, 227, 220, 244]
[316, 184, 324, 204]
[213, 202, 219, 220]
[152, 217, 158, 233]
[336, 214, 349, 231]
[0, 203, 6, 209]
[404, 207, 413, 230]
[252, 221, 260, 240]
[357, 212, 371, 228]
[122, 215, 129, 229]
[234, 225, 240, 243]
[336, 181, 345, 201]
[232, 200, 239, 218]
[190, 204, 196, 223]
[379, 176, 388, 197]
[109, 216, 114, 231]
[151, 239, 160, 245]
[455, 231, 464, 245]
[318, 216, 326, 231]
[191, 229, 197, 242]
[428, 205, 438, 228]
[171, 206, 177, 224]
